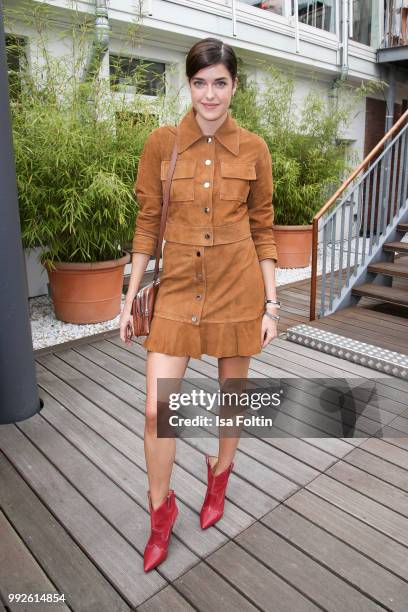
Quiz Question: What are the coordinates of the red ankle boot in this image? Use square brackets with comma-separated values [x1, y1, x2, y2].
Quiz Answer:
[144, 489, 178, 572]
[200, 454, 234, 529]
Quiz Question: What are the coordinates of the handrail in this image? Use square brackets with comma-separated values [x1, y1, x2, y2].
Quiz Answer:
[310, 107, 408, 320]
[314, 108, 408, 221]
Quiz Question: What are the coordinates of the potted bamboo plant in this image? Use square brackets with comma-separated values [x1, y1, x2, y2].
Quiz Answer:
[8, 8, 169, 323]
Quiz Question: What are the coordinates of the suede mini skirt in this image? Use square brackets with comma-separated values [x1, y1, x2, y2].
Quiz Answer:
[142, 235, 265, 359]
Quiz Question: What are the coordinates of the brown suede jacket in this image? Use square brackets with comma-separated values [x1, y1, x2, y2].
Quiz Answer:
[132, 104, 277, 263]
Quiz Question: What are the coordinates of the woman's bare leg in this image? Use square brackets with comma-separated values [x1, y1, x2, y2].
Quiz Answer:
[210, 355, 251, 475]
[144, 350, 190, 510]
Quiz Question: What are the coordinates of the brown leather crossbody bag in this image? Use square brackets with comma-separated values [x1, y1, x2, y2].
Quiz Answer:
[130, 129, 179, 337]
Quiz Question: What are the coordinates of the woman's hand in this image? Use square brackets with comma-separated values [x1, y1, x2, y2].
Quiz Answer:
[261, 313, 278, 348]
[119, 307, 134, 347]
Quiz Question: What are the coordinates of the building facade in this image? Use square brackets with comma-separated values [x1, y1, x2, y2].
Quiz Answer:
[5, 0, 408, 296]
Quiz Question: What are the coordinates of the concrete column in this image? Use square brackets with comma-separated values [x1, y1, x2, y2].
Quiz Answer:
[0, 8, 43, 424]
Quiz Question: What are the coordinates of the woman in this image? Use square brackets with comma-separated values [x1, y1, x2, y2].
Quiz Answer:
[119, 37, 279, 573]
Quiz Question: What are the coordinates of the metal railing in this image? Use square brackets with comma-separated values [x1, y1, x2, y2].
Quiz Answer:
[310, 108, 408, 320]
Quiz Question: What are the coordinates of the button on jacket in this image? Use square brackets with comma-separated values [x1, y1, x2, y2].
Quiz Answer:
[132, 104, 278, 358]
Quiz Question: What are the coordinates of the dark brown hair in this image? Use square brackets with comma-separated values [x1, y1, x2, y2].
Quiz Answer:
[186, 38, 237, 83]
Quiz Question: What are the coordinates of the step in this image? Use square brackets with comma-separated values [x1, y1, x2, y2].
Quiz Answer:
[397, 223, 408, 233]
[352, 283, 408, 306]
[286, 323, 408, 379]
[368, 260, 408, 279]
[383, 241, 408, 254]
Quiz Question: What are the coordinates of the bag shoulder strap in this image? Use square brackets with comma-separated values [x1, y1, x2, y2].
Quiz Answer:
[153, 126, 179, 281]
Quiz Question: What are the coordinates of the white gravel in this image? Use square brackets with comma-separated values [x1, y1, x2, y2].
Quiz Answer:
[30, 267, 312, 350]
[30, 235, 407, 350]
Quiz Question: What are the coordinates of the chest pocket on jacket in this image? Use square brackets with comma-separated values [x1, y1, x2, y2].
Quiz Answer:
[161, 159, 196, 202]
[220, 162, 256, 202]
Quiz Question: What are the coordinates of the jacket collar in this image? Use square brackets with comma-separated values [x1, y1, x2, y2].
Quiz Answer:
[177, 105, 240, 156]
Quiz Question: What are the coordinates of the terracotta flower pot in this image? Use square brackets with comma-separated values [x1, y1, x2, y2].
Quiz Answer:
[45, 251, 131, 324]
[273, 224, 313, 269]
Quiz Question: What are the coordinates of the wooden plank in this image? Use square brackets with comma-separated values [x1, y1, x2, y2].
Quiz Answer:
[20, 391, 200, 579]
[173, 561, 258, 612]
[34, 365, 234, 550]
[272, 338, 408, 399]
[284, 488, 408, 582]
[261, 503, 408, 610]
[173, 438, 279, 517]
[307, 316, 408, 354]
[343, 446, 408, 491]
[262, 341, 367, 378]
[278, 289, 311, 304]
[325, 460, 408, 517]
[306, 474, 408, 547]
[274, 296, 311, 312]
[0, 453, 132, 611]
[387, 415, 408, 434]
[359, 437, 408, 470]
[270, 337, 399, 385]
[352, 283, 408, 308]
[138, 586, 195, 611]
[282, 399, 370, 437]
[0, 425, 165, 607]
[235, 522, 383, 611]
[251, 345, 328, 379]
[236, 437, 319, 485]
[239, 434, 337, 472]
[290, 375, 401, 423]
[70, 345, 317, 494]
[92, 337, 322, 486]
[255, 350, 403, 424]
[177, 435, 301, 502]
[383, 241, 408, 253]
[0, 509, 69, 612]
[332, 306, 408, 335]
[206, 541, 320, 612]
[110, 340, 343, 474]
[368, 260, 408, 279]
[374, 428, 408, 452]
[260, 343, 402, 405]
[36, 351, 273, 528]
[169, 353, 362, 455]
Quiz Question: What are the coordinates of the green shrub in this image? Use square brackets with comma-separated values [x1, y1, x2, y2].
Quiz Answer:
[7, 2, 178, 268]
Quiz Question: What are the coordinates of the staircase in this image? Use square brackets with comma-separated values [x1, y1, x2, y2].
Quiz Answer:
[352, 223, 408, 308]
[286, 109, 408, 379]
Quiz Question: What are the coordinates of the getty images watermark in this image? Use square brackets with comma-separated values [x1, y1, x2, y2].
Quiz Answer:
[167, 387, 281, 428]
[155, 377, 390, 439]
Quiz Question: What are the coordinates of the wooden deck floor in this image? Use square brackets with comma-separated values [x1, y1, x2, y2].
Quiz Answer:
[1, 277, 408, 611]
[286, 269, 408, 356]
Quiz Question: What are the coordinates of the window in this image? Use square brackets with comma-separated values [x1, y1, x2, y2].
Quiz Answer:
[240, 0, 283, 16]
[5, 34, 26, 101]
[297, 0, 336, 32]
[351, 0, 375, 46]
[109, 54, 165, 96]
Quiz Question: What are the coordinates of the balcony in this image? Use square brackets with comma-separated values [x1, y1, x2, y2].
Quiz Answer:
[377, 0, 408, 68]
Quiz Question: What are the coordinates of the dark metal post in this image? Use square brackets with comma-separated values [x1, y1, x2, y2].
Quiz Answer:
[0, 7, 43, 424]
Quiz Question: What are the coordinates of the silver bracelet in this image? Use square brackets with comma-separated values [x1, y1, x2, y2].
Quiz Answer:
[265, 299, 281, 309]
[263, 311, 280, 321]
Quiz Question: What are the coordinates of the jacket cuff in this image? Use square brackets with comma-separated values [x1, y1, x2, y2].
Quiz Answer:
[254, 243, 278, 263]
[131, 233, 158, 257]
